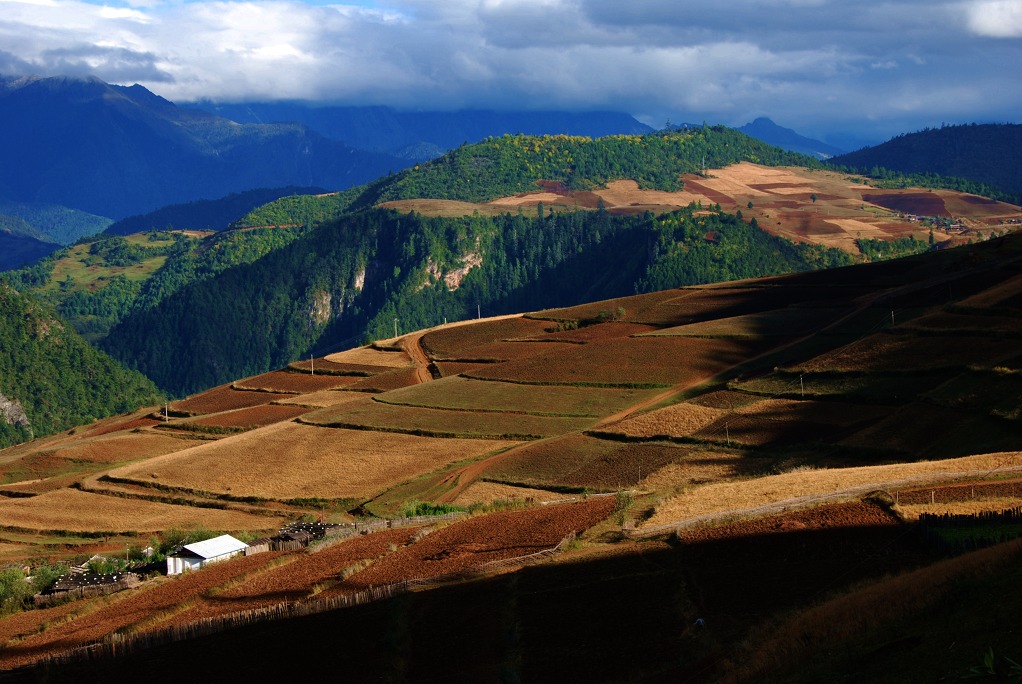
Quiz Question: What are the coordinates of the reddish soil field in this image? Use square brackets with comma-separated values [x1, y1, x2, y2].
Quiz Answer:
[289, 359, 396, 375]
[895, 478, 1022, 504]
[864, 192, 949, 217]
[81, 414, 161, 438]
[434, 361, 493, 377]
[163, 528, 421, 623]
[233, 370, 359, 393]
[522, 321, 658, 343]
[171, 386, 292, 415]
[487, 435, 756, 490]
[420, 317, 554, 358]
[0, 552, 288, 670]
[466, 336, 779, 387]
[686, 390, 764, 410]
[186, 404, 312, 429]
[346, 367, 423, 392]
[328, 499, 615, 592]
[439, 339, 574, 362]
[677, 502, 901, 544]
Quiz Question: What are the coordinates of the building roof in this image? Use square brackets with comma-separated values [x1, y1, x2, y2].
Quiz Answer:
[179, 534, 248, 560]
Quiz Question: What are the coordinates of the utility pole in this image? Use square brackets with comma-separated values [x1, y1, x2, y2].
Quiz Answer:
[310, 355, 314, 376]
[800, 375, 804, 398]
[477, 303, 481, 319]
[393, 318, 399, 338]
[891, 310, 895, 326]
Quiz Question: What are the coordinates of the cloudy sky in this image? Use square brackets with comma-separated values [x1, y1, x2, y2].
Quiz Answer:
[1, 0, 1020, 147]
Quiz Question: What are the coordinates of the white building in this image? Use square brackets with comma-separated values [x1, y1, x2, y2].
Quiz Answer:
[166, 534, 248, 576]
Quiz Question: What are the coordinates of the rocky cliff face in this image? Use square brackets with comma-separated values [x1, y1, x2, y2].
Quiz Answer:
[0, 392, 31, 429]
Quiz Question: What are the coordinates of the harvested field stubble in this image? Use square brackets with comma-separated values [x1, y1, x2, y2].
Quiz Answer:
[322, 346, 413, 368]
[109, 422, 518, 500]
[643, 451, 1022, 529]
[602, 402, 725, 439]
[272, 390, 370, 408]
[0, 488, 273, 533]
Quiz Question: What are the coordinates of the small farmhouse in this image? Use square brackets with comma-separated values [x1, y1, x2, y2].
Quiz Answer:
[166, 534, 248, 576]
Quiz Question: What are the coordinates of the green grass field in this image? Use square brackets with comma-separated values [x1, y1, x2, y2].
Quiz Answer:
[374, 376, 659, 417]
[299, 399, 596, 439]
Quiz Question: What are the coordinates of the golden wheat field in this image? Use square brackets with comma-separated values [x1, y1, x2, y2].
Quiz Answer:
[0, 489, 272, 533]
[603, 401, 725, 438]
[272, 390, 371, 408]
[31, 432, 191, 464]
[643, 451, 1022, 529]
[323, 345, 414, 368]
[450, 481, 569, 506]
[108, 421, 519, 500]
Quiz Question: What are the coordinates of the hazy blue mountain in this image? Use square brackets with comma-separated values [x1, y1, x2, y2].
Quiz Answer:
[0, 214, 59, 270]
[829, 123, 1022, 197]
[105, 186, 329, 235]
[0, 75, 407, 219]
[738, 117, 846, 160]
[192, 102, 655, 160]
[0, 200, 112, 245]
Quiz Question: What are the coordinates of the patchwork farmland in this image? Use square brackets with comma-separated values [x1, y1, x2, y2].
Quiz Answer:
[1, 230, 1022, 680]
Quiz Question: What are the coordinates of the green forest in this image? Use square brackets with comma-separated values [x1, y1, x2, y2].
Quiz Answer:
[829, 123, 1022, 203]
[0, 283, 162, 449]
[3, 227, 309, 342]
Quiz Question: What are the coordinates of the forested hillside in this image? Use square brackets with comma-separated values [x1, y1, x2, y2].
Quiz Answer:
[830, 124, 1022, 200]
[3, 228, 309, 342]
[101, 205, 852, 397]
[235, 127, 820, 228]
[0, 283, 162, 448]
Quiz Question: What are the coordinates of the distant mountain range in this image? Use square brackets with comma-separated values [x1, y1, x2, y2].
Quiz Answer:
[0, 75, 404, 220]
[191, 102, 656, 160]
[738, 117, 846, 160]
[104, 186, 328, 236]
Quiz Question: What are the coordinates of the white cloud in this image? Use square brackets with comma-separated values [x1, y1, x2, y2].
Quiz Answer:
[965, 0, 1022, 37]
[0, 0, 1017, 142]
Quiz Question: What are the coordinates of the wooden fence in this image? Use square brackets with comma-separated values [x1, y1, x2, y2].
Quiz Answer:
[34, 575, 141, 607]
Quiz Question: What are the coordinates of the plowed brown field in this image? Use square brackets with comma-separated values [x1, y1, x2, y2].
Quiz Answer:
[328, 498, 615, 592]
[233, 370, 359, 393]
[185, 404, 312, 429]
[171, 386, 292, 415]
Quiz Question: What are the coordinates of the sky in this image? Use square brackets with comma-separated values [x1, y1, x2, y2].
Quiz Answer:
[1, 0, 1020, 148]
